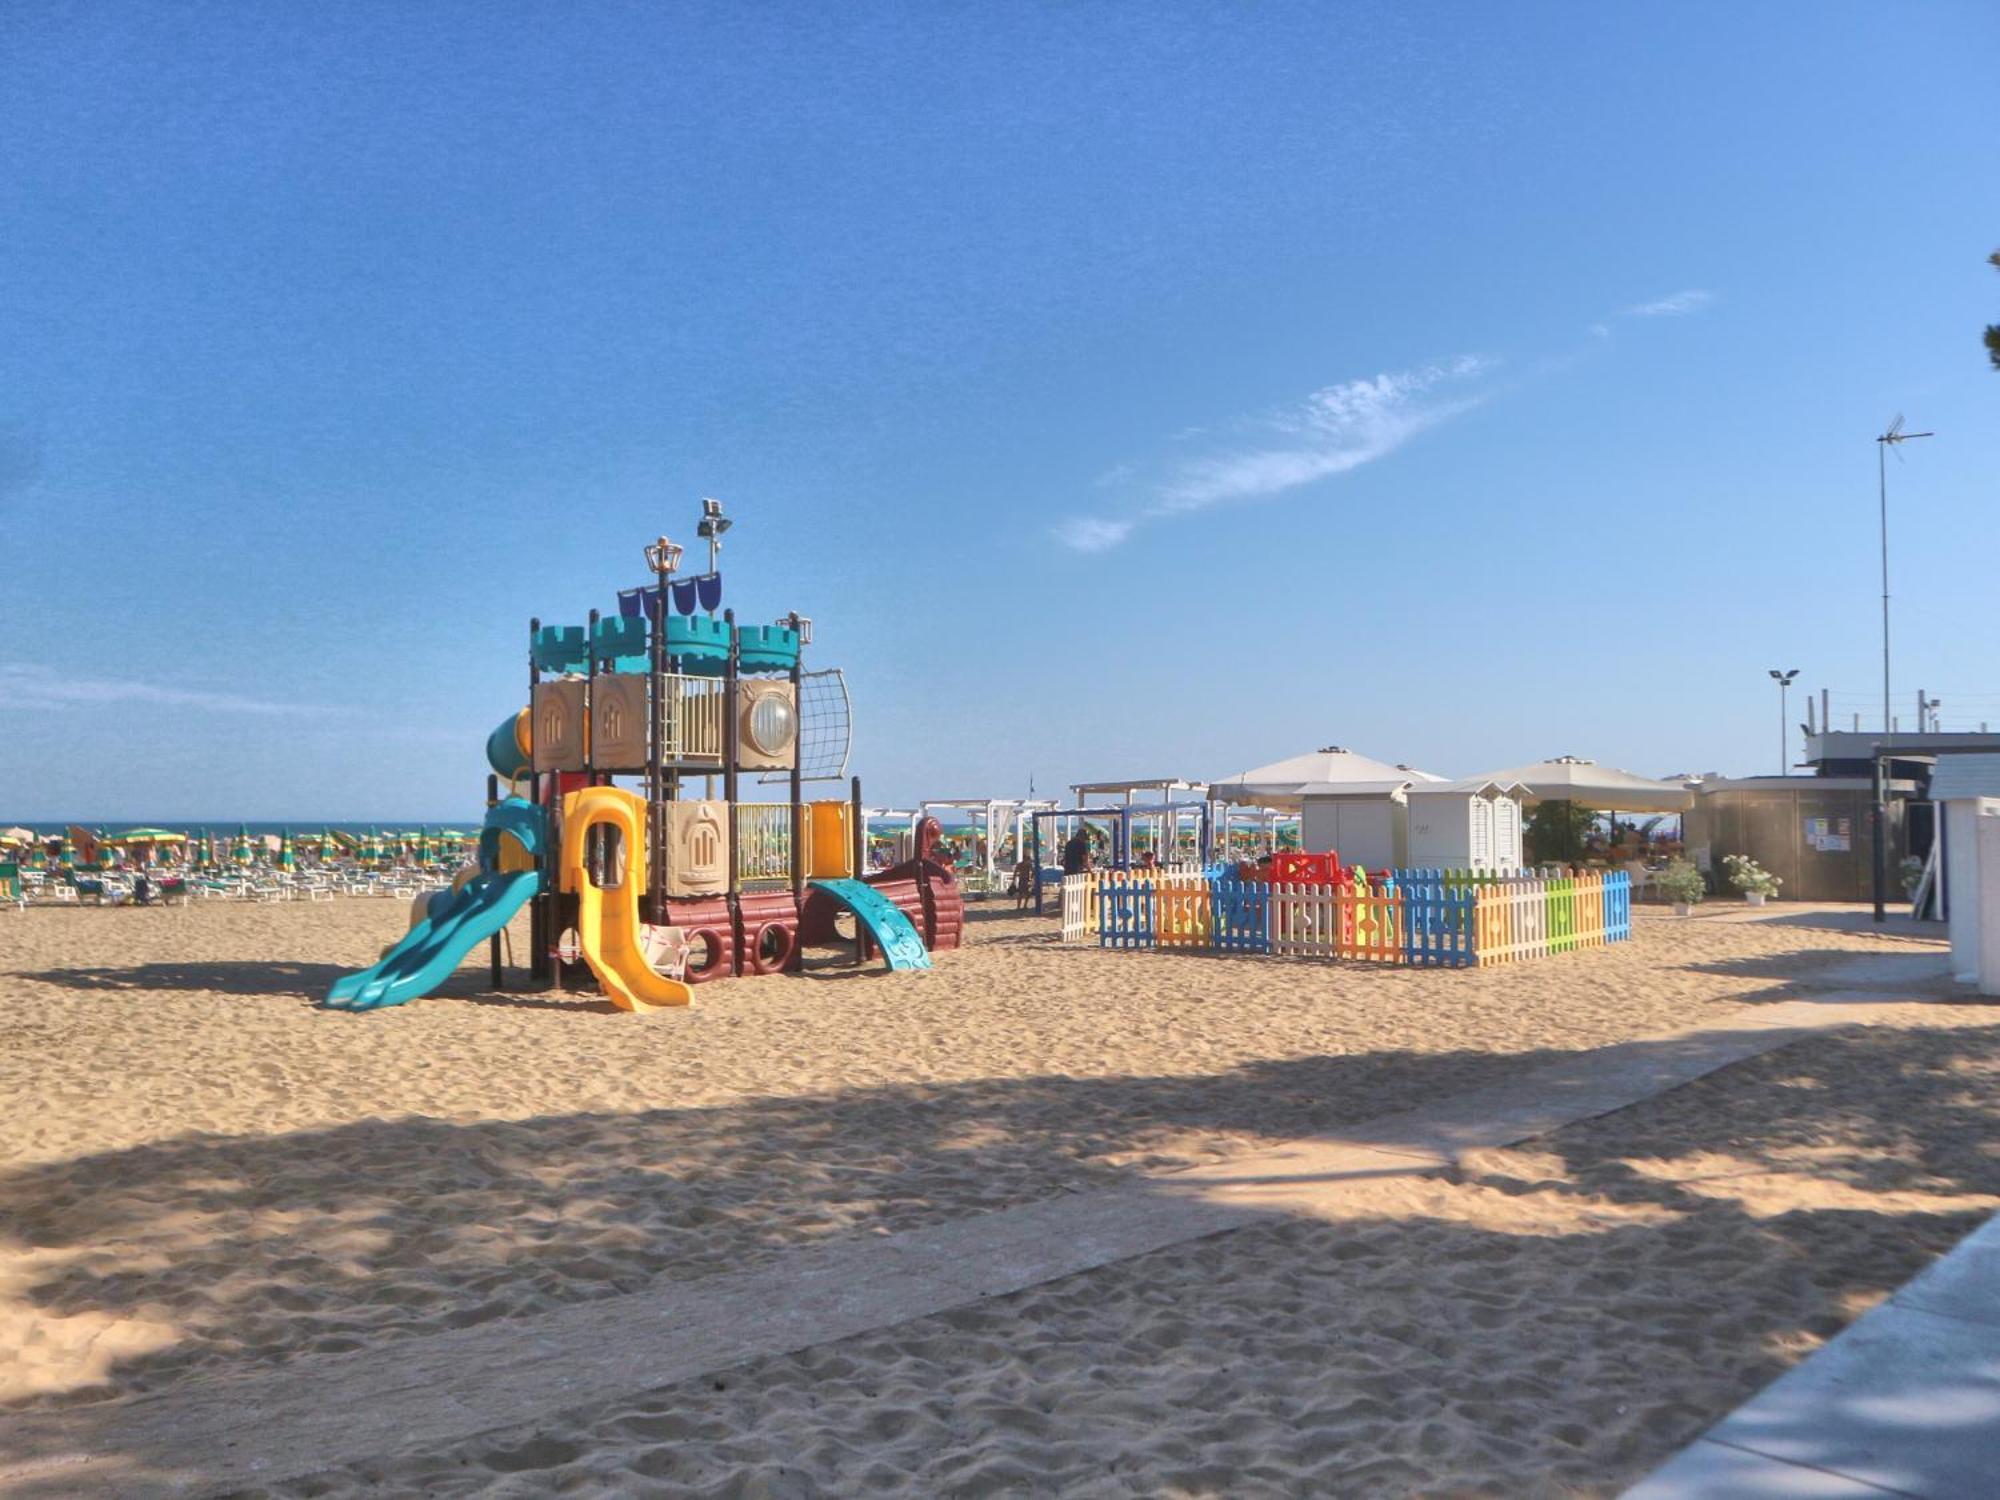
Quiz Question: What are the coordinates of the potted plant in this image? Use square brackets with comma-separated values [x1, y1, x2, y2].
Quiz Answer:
[1658, 858, 1707, 916]
[1721, 854, 1781, 907]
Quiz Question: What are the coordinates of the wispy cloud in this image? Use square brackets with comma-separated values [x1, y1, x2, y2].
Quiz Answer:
[0, 663, 340, 716]
[1056, 355, 1498, 551]
[1622, 289, 1713, 318]
[1054, 517, 1136, 553]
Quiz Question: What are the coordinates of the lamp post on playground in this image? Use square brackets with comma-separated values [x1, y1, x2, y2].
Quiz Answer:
[697, 496, 731, 574]
[644, 534, 684, 585]
[1768, 669, 1798, 776]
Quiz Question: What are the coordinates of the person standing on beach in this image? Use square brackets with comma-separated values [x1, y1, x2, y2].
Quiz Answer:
[1061, 825, 1092, 876]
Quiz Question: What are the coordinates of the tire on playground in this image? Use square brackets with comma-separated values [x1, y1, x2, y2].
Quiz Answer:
[681, 925, 734, 983]
[745, 919, 796, 975]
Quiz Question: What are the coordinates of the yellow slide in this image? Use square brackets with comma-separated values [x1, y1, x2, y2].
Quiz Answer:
[559, 786, 693, 1012]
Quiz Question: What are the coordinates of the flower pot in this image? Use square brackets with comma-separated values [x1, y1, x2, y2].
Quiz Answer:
[1744, 891, 1767, 907]
[1673, 901, 1694, 917]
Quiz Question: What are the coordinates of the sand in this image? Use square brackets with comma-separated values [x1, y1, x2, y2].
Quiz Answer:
[0, 894, 1986, 1495]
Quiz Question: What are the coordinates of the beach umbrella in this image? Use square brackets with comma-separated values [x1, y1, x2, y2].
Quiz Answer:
[0, 826, 32, 847]
[108, 829, 187, 869]
[108, 828, 187, 849]
[1209, 746, 1448, 809]
[278, 830, 295, 869]
[1467, 755, 1694, 815]
[233, 824, 254, 864]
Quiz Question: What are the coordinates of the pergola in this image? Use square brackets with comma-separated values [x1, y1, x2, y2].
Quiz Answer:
[915, 798, 1059, 891]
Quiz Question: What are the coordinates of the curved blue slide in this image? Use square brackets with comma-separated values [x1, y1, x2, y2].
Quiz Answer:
[324, 869, 539, 1011]
[805, 878, 932, 971]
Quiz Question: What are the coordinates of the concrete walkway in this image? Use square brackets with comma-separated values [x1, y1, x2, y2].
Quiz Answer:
[1623, 1209, 2000, 1499]
[0, 993, 1962, 1498]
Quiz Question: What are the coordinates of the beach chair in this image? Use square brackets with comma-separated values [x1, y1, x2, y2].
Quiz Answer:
[642, 925, 692, 981]
[1618, 861, 1654, 903]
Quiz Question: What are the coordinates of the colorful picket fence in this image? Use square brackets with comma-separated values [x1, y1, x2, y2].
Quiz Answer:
[1063, 867, 1630, 969]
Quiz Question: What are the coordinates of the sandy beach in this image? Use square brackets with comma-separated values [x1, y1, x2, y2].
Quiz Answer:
[1, 896, 1990, 1495]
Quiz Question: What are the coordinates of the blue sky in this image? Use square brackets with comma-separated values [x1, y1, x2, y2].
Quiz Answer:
[3, 2, 1996, 819]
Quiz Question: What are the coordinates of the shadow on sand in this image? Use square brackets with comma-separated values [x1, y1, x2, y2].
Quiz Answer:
[2, 1021, 1999, 1495]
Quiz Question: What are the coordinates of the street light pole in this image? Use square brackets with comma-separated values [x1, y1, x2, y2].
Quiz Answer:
[1768, 669, 1799, 776]
[1873, 420, 1932, 926]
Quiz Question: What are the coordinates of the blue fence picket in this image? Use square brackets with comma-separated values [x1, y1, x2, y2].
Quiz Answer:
[1099, 882, 1156, 949]
[1211, 879, 1270, 954]
[1401, 879, 1475, 968]
[1604, 870, 1632, 942]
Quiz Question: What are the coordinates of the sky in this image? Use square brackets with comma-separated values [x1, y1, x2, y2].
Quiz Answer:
[2, 2, 1996, 820]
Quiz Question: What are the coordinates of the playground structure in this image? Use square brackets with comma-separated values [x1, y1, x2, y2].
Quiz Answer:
[326, 506, 962, 1013]
[1060, 858, 1631, 969]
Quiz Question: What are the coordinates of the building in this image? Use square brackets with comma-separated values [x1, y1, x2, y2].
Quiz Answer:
[1682, 776, 1915, 902]
[1929, 755, 2000, 989]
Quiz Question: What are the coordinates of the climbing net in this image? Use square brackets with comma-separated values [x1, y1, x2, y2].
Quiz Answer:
[761, 667, 851, 784]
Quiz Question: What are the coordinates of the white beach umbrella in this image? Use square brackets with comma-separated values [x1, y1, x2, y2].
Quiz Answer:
[1210, 745, 1447, 809]
[1470, 755, 1694, 814]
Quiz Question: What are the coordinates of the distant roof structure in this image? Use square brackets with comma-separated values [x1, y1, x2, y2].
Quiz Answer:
[1407, 776, 1534, 800]
[1209, 746, 1446, 809]
[1068, 777, 1208, 805]
[1469, 755, 1693, 814]
[1929, 755, 2000, 802]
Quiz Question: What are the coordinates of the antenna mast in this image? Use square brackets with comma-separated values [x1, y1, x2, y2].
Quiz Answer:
[1875, 416, 1934, 734]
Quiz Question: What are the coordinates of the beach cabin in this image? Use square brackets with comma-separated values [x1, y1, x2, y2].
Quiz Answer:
[1212, 747, 1447, 873]
[1930, 755, 2000, 992]
[1404, 778, 1529, 872]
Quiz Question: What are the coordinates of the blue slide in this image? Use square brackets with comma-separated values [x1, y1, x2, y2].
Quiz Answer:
[323, 869, 538, 1011]
[805, 878, 932, 971]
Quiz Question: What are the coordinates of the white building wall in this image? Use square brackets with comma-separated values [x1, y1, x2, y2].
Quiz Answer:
[1493, 796, 1523, 870]
[1945, 798, 2000, 984]
[1300, 798, 1402, 869]
[1981, 812, 2000, 997]
[1406, 794, 1468, 869]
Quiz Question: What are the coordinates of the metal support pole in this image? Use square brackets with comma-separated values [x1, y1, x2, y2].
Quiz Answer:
[647, 584, 665, 925]
[789, 635, 805, 917]
[1871, 752, 1887, 925]
[528, 616, 550, 983]
[585, 608, 599, 785]
[1879, 438, 1891, 733]
[849, 774, 865, 967]
[486, 772, 503, 991]
[1778, 678, 1788, 776]
[723, 609, 739, 901]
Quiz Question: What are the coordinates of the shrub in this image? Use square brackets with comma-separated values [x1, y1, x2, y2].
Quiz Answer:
[1658, 858, 1707, 906]
[1721, 854, 1781, 897]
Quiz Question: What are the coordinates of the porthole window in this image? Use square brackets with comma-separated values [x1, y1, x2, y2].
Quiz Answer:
[747, 692, 796, 756]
